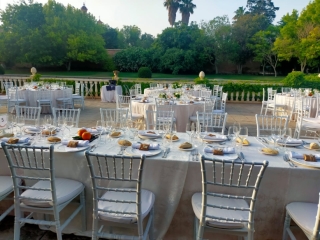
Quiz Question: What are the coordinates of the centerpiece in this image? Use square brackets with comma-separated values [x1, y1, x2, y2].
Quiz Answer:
[172, 82, 182, 89]
[174, 92, 182, 99]
[159, 92, 168, 99]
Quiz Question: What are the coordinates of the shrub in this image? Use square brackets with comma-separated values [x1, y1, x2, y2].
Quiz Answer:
[283, 71, 305, 88]
[0, 65, 4, 75]
[138, 67, 152, 78]
[194, 77, 209, 85]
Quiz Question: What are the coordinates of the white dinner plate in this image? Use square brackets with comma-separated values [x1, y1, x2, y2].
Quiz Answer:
[138, 133, 161, 139]
[25, 128, 41, 134]
[179, 146, 195, 151]
[258, 148, 279, 156]
[204, 152, 238, 160]
[47, 140, 61, 144]
[165, 137, 179, 142]
[110, 132, 122, 138]
[125, 147, 162, 157]
[55, 145, 90, 153]
[276, 140, 303, 147]
[303, 145, 320, 151]
[288, 156, 320, 168]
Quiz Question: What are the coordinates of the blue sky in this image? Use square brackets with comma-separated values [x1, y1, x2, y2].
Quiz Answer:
[0, 0, 311, 36]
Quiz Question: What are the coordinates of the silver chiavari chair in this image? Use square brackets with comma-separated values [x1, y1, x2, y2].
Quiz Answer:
[255, 114, 289, 137]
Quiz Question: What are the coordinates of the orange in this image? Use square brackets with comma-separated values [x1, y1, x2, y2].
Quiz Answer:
[78, 129, 87, 137]
[82, 132, 92, 140]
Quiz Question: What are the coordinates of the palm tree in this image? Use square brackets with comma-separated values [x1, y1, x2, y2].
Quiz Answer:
[179, 0, 196, 25]
[233, 6, 246, 21]
[163, 0, 180, 27]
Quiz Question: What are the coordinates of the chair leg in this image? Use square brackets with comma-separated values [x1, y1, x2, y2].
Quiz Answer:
[282, 211, 291, 240]
[92, 210, 99, 240]
[149, 207, 154, 240]
[80, 190, 86, 231]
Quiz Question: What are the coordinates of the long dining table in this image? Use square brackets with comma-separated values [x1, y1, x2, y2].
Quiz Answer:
[1, 131, 320, 239]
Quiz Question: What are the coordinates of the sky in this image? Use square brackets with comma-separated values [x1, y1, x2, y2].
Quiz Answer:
[0, 0, 312, 36]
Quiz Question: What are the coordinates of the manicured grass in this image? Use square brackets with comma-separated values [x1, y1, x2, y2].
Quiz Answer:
[4, 69, 284, 82]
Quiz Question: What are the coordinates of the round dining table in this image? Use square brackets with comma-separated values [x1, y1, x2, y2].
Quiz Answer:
[131, 98, 205, 132]
[143, 88, 201, 98]
[100, 85, 122, 102]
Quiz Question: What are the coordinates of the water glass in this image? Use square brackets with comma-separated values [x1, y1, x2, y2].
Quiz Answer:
[96, 120, 104, 143]
[16, 116, 25, 137]
[238, 127, 248, 149]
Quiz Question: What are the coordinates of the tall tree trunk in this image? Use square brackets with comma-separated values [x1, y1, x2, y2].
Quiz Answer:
[169, 5, 179, 26]
[300, 58, 307, 73]
[271, 66, 277, 77]
[237, 64, 242, 74]
[181, 12, 190, 25]
[215, 64, 219, 74]
[66, 61, 71, 71]
[262, 62, 266, 76]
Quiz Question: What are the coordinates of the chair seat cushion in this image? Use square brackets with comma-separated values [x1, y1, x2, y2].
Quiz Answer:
[21, 178, 84, 207]
[56, 98, 71, 101]
[192, 193, 248, 229]
[286, 202, 318, 235]
[0, 176, 13, 197]
[72, 95, 84, 99]
[98, 188, 155, 224]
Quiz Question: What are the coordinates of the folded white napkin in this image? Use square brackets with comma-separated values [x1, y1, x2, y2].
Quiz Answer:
[84, 128, 100, 134]
[278, 138, 303, 144]
[132, 143, 160, 150]
[1, 137, 30, 143]
[138, 130, 160, 137]
[25, 126, 39, 131]
[203, 134, 227, 141]
[289, 151, 320, 160]
[62, 140, 89, 147]
[204, 147, 235, 154]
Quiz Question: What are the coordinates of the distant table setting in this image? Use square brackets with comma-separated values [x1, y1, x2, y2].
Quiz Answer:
[100, 85, 122, 102]
[1, 124, 320, 239]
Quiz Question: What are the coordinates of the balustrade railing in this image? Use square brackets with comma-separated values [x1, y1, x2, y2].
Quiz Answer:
[0, 76, 264, 103]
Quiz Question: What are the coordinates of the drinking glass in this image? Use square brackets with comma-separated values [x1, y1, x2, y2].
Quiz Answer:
[96, 120, 104, 143]
[283, 128, 292, 153]
[63, 117, 74, 137]
[16, 116, 25, 137]
[57, 116, 66, 140]
[171, 123, 177, 143]
[271, 128, 279, 148]
[233, 122, 240, 137]
[186, 123, 192, 142]
[238, 127, 248, 149]
[228, 126, 236, 147]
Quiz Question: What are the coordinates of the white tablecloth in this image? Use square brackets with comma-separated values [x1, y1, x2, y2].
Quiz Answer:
[1, 134, 320, 239]
[17, 88, 69, 113]
[131, 98, 205, 132]
[100, 85, 122, 102]
[144, 88, 201, 98]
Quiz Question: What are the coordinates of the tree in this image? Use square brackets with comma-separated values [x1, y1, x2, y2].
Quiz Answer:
[102, 25, 119, 49]
[163, 0, 180, 27]
[246, 0, 279, 24]
[179, 0, 196, 25]
[233, 7, 247, 22]
[200, 16, 233, 74]
[249, 25, 280, 76]
[120, 25, 141, 47]
[139, 33, 155, 48]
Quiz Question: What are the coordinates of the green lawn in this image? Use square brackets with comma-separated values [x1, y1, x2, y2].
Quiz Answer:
[5, 69, 284, 82]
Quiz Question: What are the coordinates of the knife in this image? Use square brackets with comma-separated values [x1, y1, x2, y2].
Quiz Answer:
[164, 148, 170, 158]
[89, 144, 96, 152]
[240, 152, 246, 161]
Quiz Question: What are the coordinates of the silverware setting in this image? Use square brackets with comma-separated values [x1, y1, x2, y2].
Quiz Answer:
[283, 154, 297, 167]
[89, 144, 96, 152]
[117, 146, 126, 155]
[191, 149, 199, 161]
[163, 148, 170, 158]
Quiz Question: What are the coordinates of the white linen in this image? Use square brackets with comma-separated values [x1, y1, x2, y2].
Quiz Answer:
[204, 146, 235, 154]
[62, 140, 89, 147]
[132, 143, 160, 150]
[83, 128, 100, 134]
[138, 130, 160, 137]
[202, 134, 227, 141]
[0, 176, 13, 196]
[100, 85, 122, 103]
[25, 126, 39, 131]
[1, 137, 29, 143]
[288, 151, 320, 160]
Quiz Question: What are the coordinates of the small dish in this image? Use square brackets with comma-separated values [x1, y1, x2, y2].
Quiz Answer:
[179, 146, 195, 151]
[259, 148, 279, 156]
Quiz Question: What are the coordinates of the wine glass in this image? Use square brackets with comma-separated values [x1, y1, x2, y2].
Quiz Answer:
[186, 123, 193, 142]
[233, 122, 240, 138]
[238, 127, 248, 149]
[228, 126, 236, 147]
[171, 123, 177, 143]
[282, 128, 292, 153]
[57, 116, 66, 140]
[271, 128, 279, 148]
[16, 116, 25, 137]
[63, 117, 74, 137]
[96, 120, 104, 143]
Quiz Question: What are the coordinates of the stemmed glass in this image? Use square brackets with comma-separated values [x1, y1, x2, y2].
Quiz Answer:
[186, 123, 193, 142]
[171, 123, 177, 143]
[63, 117, 74, 137]
[271, 128, 280, 149]
[96, 120, 104, 143]
[57, 116, 66, 140]
[233, 122, 240, 138]
[228, 126, 236, 147]
[282, 128, 292, 153]
[238, 127, 248, 149]
[16, 116, 25, 137]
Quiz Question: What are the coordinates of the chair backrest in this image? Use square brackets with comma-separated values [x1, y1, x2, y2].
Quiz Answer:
[100, 108, 128, 123]
[217, 86, 223, 98]
[52, 107, 81, 127]
[145, 110, 174, 130]
[150, 83, 157, 89]
[255, 114, 289, 137]
[85, 152, 146, 237]
[154, 98, 175, 112]
[116, 95, 130, 110]
[203, 98, 215, 113]
[196, 112, 228, 134]
[199, 155, 268, 235]
[129, 89, 137, 96]
[8, 87, 21, 100]
[1, 143, 59, 212]
[294, 98, 304, 139]
[220, 92, 227, 111]
[35, 89, 53, 101]
[267, 89, 276, 101]
[3, 82, 14, 95]
[15, 105, 41, 125]
[201, 90, 212, 99]
[135, 84, 142, 95]
[74, 82, 81, 95]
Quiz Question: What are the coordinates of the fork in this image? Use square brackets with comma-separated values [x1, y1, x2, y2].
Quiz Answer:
[117, 146, 125, 155]
[283, 154, 292, 167]
[285, 154, 297, 167]
[193, 149, 199, 161]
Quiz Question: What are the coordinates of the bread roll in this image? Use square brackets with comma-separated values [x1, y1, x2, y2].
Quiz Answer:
[110, 132, 121, 137]
[7, 138, 19, 144]
[165, 134, 179, 140]
[147, 131, 156, 134]
[213, 149, 224, 155]
[243, 138, 250, 145]
[304, 154, 316, 162]
[139, 143, 150, 151]
[42, 130, 56, 135]
[118, 139, 132, 146]
[47, 136, 61, 143]
[67, 141, 78, 148]
[261, 148, 278, 155]
[310, 142, 320, 149]
[179, 142, 192, 149]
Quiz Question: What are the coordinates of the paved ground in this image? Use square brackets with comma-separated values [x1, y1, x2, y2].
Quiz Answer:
[0, 99, 302, 240]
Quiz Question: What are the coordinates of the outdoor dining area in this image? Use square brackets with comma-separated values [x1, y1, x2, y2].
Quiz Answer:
[0, 82, 320, 240]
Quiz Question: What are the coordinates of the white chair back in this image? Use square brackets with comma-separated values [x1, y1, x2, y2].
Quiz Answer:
[116, 95, 130, 110]
[15, 105, 41, 125]
[145, 110, 174, 130]
[150, 83, 157, 89]
[196, 112, 228, 134]
[135, 84, 142, 95]
[200, 89, 211, 99]
[52, 107, 81, 127]
[100, 108, 128, 123]
[255, 114, 289, 137]
[85, 152, 154, 239]
[194, 156, 268, 239]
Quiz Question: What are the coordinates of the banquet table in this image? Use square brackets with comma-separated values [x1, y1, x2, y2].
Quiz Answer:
[144, 88, 201, 98]
[100, 85, 122, 102]
[276, 93, 318, 118]
[131, 98, 205, 132]
[17, 88, 69, 113]
[1, 132, 320, 239]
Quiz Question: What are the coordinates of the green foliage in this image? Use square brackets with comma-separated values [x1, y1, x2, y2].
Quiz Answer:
[283, 71, 305, 88]
[246, 0, 279, 24]
[0, 65, 5, 75]
[138, 67, 152, 78]
[31, 73, 42, 81]
[194, 77, 209, 85]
